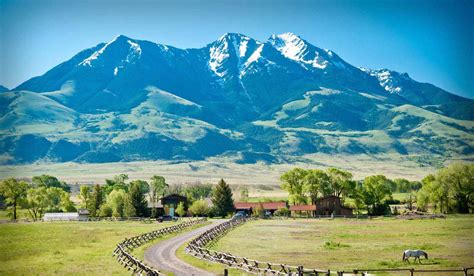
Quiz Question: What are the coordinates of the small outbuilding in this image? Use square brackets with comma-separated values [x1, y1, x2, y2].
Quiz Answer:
[43, 211, 89, 222]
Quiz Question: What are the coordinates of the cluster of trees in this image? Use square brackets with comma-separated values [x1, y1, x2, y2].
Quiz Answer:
[81, 174, 165, 218]
[0, 175, 75, 220]
[0, 172, 237, 220]
[178, 179, 235, 217]
[417, 163, 473, 214]
[83, 175, 235, 218]
[280, 168, 356, 205]
[280, 168, 422, 215]
[280, 163, 473, 215]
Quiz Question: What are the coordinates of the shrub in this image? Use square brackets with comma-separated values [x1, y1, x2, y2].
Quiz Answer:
[189, 200, 210, 216]
[99, 205, 112, 217]
[274, 207, 290, 217]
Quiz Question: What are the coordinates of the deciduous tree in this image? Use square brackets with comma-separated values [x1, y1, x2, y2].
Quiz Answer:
[0, 178, 29, 220]
[32, 175, 70, 192]
[304, 169, 329, 204]
[189, 200, 210, 216]
[280, 168, 307, 205]
[149, 175, 168, 218]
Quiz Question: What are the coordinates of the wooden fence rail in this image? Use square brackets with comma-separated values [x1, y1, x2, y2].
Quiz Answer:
[186, 217, 330, 275]
[186, 218, 473, 276]
[113, 217, 207, 275]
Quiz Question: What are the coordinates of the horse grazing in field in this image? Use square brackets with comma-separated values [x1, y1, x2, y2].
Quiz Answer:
[402, 250, 428, 263]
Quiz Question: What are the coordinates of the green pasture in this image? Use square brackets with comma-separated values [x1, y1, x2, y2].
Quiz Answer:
[208, 216, 474, 272]
[0, 220, 183, 275]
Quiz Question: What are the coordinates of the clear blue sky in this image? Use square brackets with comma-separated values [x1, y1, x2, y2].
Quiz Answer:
[1, 0, 473, 98]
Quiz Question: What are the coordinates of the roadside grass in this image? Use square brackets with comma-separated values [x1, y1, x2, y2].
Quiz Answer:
[208, 216, 474, 272]
[133, 220, 211, 260]
[0, 220, 184, 275]
[175, 240, 248, 275]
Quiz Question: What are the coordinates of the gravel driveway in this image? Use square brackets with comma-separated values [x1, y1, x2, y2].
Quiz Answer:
[144, 220, 225, 276]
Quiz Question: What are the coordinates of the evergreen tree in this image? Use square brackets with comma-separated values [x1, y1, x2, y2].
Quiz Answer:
[212, 179, 234, 217]
[88, 184, 104, 217]
[129, 182, 148, 217]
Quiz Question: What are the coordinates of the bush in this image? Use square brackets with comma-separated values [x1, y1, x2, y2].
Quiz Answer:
[189, 200, 210, 216]
[252, 202, 265, 218]
[99, 205, 112, 217]
[371, 203, 390, 215]
[274, 207, 290, 217]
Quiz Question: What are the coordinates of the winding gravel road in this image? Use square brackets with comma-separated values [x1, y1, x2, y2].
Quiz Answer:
[144, 220, 225, 276]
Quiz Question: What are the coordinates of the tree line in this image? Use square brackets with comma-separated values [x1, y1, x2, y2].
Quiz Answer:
[279, 163, 473, 215]
[0, 173, 236, 220]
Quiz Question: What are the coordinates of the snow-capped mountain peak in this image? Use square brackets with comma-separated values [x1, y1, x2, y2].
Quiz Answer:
[208, 33, 264, 77]
[268, 32, 330, 69]
[78, 35, 142, 67]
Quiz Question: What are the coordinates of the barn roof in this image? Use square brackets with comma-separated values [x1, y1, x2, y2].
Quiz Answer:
[234, 202, 287, 210]
[289, 205, 317, 211]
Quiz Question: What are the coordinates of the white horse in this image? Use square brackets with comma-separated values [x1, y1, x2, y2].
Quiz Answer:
[403, 250, 428, 263]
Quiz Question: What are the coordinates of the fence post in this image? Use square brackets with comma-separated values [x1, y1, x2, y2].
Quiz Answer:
[223, 268, 228, 276]
[463, 268, 467, 276]
[410, 268, 414, 276]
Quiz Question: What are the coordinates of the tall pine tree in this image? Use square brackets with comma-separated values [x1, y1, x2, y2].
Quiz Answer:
[212, 179, 234, 217]
[88, 184, 104, 217]
[129, 181, 148, 217]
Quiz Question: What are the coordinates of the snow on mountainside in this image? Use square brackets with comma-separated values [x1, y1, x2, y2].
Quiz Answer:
[268, 32, 333, 69]
[2, 33, 473, 164]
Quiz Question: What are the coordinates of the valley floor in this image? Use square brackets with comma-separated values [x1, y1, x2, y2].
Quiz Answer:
[1, 153, 468, 185]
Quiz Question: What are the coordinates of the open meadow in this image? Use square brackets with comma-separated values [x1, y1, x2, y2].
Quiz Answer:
[0, 220, 191, 275]
[208, 216, 474, 272]
[0, 153, 461, 186]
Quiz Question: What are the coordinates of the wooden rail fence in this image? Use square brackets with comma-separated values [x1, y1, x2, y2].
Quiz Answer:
[186, 218, 473, 276]
[186, 217, 329, 275]
[113, 217, 207, 275]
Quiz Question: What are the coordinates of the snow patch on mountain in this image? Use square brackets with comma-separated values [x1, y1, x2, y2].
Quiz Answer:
[368, 69, 411, 94]
[208, 41, 229, 77]
[269, 32, 329, 69]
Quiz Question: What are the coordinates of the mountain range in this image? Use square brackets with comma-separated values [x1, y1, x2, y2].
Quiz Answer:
[1, 33, 473, 165]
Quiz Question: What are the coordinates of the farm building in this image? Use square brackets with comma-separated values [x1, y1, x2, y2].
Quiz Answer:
[43, 210, 90, 221]
[148, 194, 188, 217]
[315, 195, 353, 216]
[289, 204, 317, 217]
[234, 201, 287, 215]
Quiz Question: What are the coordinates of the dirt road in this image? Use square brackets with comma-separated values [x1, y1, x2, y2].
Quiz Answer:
[144, 220, 224, 276]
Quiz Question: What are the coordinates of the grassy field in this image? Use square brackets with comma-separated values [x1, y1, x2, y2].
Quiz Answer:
[176, 240, 246, 275]
[208, 216, 474, 272]
[0, 153, 458, 186]
[0, 220, 190, 275]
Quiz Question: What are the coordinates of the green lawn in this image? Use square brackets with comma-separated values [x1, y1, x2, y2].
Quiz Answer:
[0, 221, 182, 275]
[208, 216, 474, 272]
[0, 209, 31, 221]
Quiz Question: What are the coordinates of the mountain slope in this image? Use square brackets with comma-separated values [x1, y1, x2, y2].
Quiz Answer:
[2, 33, 473, 164]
